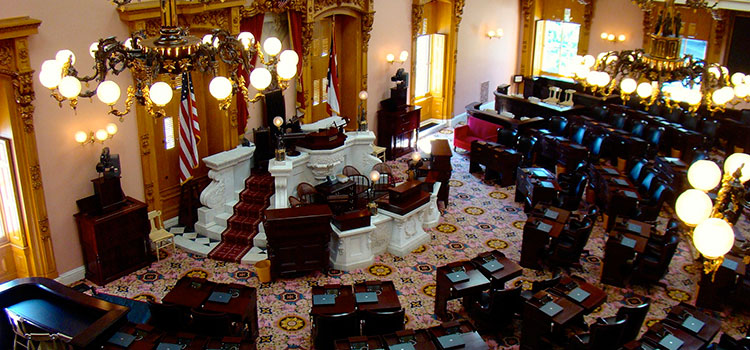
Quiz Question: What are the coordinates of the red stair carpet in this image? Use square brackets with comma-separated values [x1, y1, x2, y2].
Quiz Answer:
[208, 172, 274, 262]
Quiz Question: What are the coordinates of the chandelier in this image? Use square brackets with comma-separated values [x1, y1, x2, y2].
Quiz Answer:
[37, 0, 298, 119]
[567, 1, 744, 113]
[674, 153, 749, 277]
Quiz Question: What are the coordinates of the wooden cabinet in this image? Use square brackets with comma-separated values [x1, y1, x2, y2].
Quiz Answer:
[74, 197, 151, 285]
[377, 105, 421, 160]
[264, 205, 333, 279]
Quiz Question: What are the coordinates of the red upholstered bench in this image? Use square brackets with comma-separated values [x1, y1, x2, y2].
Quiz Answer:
[454, 115, 499, 151]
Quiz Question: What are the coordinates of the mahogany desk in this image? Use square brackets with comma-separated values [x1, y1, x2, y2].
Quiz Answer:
[696, 253, 746, 310]
[310, 284, 357, 317]
[600, 231, 649, 287]
[427, 320, 488, 350]
[353, 280, 401, 312]
[382, 329, 437, 350]
[471, 250, 523, 289]
[161, 276, 215, 308]
[521, 290, 584, 350]
[515, 167, 561, 211]
[521, 217, 564, 269]
[335, 335, 387, 350]
[100, 323, 162, 350]
[665, 303, 721, 343]
[434, 261, 490, 321]
[550, 276, 607, 313]
[264, 205, 333, 279]
[529, 204, 571, 224]
[469, 140, 521, 187]
[640, 322, 706, 350]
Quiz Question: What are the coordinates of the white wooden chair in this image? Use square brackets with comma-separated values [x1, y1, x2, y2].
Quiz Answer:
[372, 144, 386, 162]
[148, 210, 175, 260]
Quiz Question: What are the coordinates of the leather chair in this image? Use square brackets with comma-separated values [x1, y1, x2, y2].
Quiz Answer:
[521, 270, 564, 300]
[569, 316, 628, 350]
[548, 216, 594, 268]
[631, 232, 679, 286]
[497, 128, 519, 148]
[570, 125, 587, 145]
[587, 133, 609, 163]
[547, 115, 569, 136]
[312, 311, 360, 350]
[608, 113, 627, 130]
[361, 308, 405, 336]
[601, 297, 651, 345]
[148, 301, 189, 333]
[556, 172, 588, 211]
[637, 168, 658, 196]
[190, 307, 233, 337]
[699, 117, 719, 149]
[467, 286, 523, 329]
[629, 120, 646, 138]
[634, 181, 671, 222]
[643, 126, 664, 158]
[517, 135, 539, 167]
[680, 112, 700, 130]
[589, 105, 609, 121]
[342, 165, 361, 177]
[628, 159, 649, 184]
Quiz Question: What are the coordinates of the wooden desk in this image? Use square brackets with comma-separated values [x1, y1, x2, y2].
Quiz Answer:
[469, 140, 521, 186]
[493, 92, 585, 119]
[335, 335, 387, 350]
[162, 276, 215, 308]
[466, 101, 546, 132]
[526, 290, 585, 327]
[382, 329, 437, 350]
[310, 285, 356, 317]
[471, 250, 523, 289]
[600, 232, 648, 287]
[612, 218, 653, 238]
[264, 205, 333, 279]
[434, 261, 491, 321]
[316, 180, 355, 198]
[529, 204, 571, 224]
[515, 167, 561, 211]
[665, 303, 721, 343]
[521, 217, 564, 269]
[641, 322, 706, 350]
[377, 105, 421, 160]
[101, 323, 163, 350]
[353, 280, 402, 312]
[375, 189, 431, 216]
[696, 253, 746, 310]
[550, 276, 607, 313]
[521, 290, 584, 350]
[427, 320, 488, 350]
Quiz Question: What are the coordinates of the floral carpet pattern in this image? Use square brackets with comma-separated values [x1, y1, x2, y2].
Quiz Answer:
[85, 130, 750, 349]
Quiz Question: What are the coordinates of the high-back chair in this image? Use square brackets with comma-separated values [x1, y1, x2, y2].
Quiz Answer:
[190, 307, 233, 337]
[147, 210, 175, 261]
[342, 165, 361, 177]
[570, 316, 629, 349]
[312, 311, 360, 350]
[296, 182, 319, 204]
[602, 297, 651, 345]
[361, 308, 406, 336]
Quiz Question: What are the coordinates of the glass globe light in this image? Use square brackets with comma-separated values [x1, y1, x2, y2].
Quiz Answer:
[686, 89, 703, 105]
[488, 30, 496, 37]
[370, 170, 380, 182]
[237, 32, 255, 49]
[74, 131, 89, 144]
[95, 129, 109, 142]
[96, 80, 121, 105]
[106, 123, 118, 135]
[582, 55, 595, 68]
[149, 82, 173, 106]
[693, 218, 734, 259]
[386, 53, 395, 63]
[249, 68, 272, 91]
[263, 37, 282, 56]
[688, 160, 721, 191]
[712, 86, 734, 105]
[597, 52, 606, 61]
[55, 49, 76, 65]
[620, 78, 637, 94]
[708, 66, 721, 78]
[744, 75, 750, 85]
[675, 189, 713, 226]
[276, 61, 297, 80]
[58, 76, 82, 99]
[279, 50, 299, 66]
[39, 60, 63, 89]
[618, 34, 626, 42]
[89, 42, 99, 58]
[724, 152, 750, 182]
[399, 50, 409, 62]
[123, 38, 134, 50]
[273, 116, 284, 128]
[735, 84, 749, 98]
[732, 72, 746, 86]
[209, 76, 233, 100]
[411, 152, 421, 162]
[41, 59, 63, 74]
[607, 34, 615, 41]
[202, 34, 213, 45]
[600, 32, 608, 39]
[636, 82, 653, 98]
[586, 73, 597, 86]
[359, 90, 368, 100]
[599, 72, 611, 86]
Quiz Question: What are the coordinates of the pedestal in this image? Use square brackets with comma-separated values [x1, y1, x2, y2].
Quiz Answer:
[381, 202, 432, 256]
[329, 223, 377, 270]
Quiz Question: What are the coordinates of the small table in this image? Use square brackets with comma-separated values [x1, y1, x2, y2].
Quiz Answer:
[522, 290, 584, 350]
[600, 232, 649, 287]
[696, 253, 746, 310]
[471, 250, 523, 289]
[434, 261, 491, 321]
[427, 320, 488, 350]
[641, 322, 706, 350]
[382, 329, 437, 350]
[550, 276, 607, 313]
[162, 277, 216, 309]
[353, 280, 402, 312]
[310, 284, 357, 317]
[665, 304, 722, 343]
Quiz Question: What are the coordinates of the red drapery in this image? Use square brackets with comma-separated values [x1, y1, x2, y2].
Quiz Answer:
[288, 11, 305, 111]
[237, 14, 264, 134]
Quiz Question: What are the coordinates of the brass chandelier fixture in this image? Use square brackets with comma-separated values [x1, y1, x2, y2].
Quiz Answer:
[38, 0, 298, 119]
[567, 0, 743, 113]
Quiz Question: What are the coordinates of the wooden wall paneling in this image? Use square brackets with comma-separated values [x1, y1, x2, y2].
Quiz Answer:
[0, 16, 58, 279]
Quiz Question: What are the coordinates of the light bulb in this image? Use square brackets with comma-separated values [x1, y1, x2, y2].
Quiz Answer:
[249, 68, 272, 91]
[488, 30, 496, 37]
[209, 76, 233, 100]
[599, 72, 611, 86]
[693, 218, 734, 258]
[620, 78, 637, 94]
[58, 76, 82, 99]
[686, 89, 703, 105]
[411, 152, 421, 162]
[74, 131, 89, 144]
[712, 86, 734, 105]
[279, 50, 299, 67]
[273, 116, 284, 127]
[123, 38, 134, 50]
[202, 34, 213, 45]
[276, 61, 297, 80]
[95, 129, 109, 142]
[237, 32, 255, 49]
[617, 34, 626, 42]
[386, 53, 395, 63]
[263, 37, 282, 56]
[96, 80, 121, 105]
[708, 66, 721, 78]
[149, 82, 173, 106]
[687, 159, 721, 191]
[586, 73, 597, 86]
[582, 55, 595, 68]
[106, 123, 118, 135]
[636, 82, 653, 98]
[55, 49, 76, 65]
[735, 84, 750, 98]
[724, 152, 750, 183]
[675, 189, 712, 226]
[399, 50, 409, 62]
[601, 32, 608, 39]
[732, 72, 746, 86]
[370, 170, 380, 182]
[607, 34, 615, 41]
[89, 42, 99, 58]
[359, 90, 368, 100]
[496, 28, 503, 37]
[39, 60, 63, 89]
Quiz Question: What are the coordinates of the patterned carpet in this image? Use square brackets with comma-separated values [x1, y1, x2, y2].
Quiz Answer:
[81, 128, 750, 349]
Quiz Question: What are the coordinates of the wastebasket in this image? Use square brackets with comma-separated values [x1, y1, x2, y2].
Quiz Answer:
[254, 259, 272, 283]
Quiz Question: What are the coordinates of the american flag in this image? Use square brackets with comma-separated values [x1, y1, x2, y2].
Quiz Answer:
[179, 72, 200, 185]
[326, 32, 340, 116]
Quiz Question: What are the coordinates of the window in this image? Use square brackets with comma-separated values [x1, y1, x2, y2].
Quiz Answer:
[414, 34, 446, 98]
[534, 20, 581, 76]
[0, 139, 20, 243]
[681, 38, 707, 60]
[163, 116, 175, 150]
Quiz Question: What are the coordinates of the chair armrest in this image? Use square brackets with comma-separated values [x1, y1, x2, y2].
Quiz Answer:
[454, 124, 469, 137]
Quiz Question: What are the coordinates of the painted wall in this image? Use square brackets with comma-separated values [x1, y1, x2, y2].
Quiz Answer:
[587, 0, 644, 57]
[453, 0, 520, 116]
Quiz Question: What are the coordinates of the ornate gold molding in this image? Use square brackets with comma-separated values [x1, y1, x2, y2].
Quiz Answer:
[29, 164, 41, 190]
[411, 4, 424, 40]
[12, 71, 34, 133]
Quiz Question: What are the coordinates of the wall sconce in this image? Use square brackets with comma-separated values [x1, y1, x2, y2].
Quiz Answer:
[386, 50, 409, 64]
[273, 116, 286, 161]
[600, 32, 626, 43]
[487, 28, 504, 39]
[75, 123, 117, 145]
